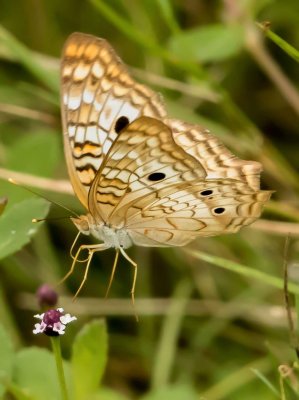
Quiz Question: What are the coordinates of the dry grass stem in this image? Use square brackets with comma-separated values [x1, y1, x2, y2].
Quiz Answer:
[0, 167, 73, 194]
[0, 103, 56, 125]
[245, 25, 299, 116]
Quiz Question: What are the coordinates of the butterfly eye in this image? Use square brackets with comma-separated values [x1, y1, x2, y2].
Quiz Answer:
[148, 172, 166, 181]
[213, 207, 225, 215]
[115, 116, 129, 133]
[200, 190, 213, 196]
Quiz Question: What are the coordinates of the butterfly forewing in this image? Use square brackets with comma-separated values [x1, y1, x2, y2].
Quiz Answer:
[60, 32, 271, 251]
[88, 117, 206, 224]
[60, 32, 167, 208]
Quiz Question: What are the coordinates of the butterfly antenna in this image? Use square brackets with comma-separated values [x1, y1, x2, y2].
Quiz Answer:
[32, 216, 72, 223]
[8, 178, 79, 218]
[119, 247, 139, 322]
[105, 249, 120, 299]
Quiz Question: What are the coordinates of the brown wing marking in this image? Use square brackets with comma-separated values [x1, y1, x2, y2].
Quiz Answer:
[88, 117, 206, 224]
[61, 32, 167, 208]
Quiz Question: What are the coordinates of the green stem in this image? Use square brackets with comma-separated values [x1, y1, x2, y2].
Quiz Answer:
[151, 278, 193, 389]
[51, 336, 69, 400]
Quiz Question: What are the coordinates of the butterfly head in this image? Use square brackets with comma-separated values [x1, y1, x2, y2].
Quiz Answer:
[71, 214, 132, 249]
[71, 215, 90, 236]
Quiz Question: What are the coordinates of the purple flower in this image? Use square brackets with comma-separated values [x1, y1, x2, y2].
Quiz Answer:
[33, 308, 76, 336]
[36, 284, 58, 307]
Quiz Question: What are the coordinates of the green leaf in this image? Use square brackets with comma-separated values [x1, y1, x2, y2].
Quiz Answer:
[156, 0, 181, 34]
[71, 319, 108, 400]
[0, 324, 14, 396]
[7, 130, 61, 178]
[92, 387, 129, 400]
[0, 25, 59, 93]
[185, 249, 299, 295]
[141, 384, 198, 400]
[13, 347, 70, 400]
[2, 129, 61, 207]
[168, 23, 244, 62]
[0, 198, 49, 260]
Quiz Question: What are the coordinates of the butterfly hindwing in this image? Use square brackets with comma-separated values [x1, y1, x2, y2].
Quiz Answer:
[60, 32, 271, 249]
[122, 180, 272, 247]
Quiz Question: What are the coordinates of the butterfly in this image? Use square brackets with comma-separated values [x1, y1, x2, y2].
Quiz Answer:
[60, 32, 272, 301]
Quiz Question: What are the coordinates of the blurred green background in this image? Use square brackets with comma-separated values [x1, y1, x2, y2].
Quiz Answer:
[1, 0, 299, 399]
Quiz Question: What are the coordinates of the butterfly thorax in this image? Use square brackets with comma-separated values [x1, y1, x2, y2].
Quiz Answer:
[71, 215, 133, 249]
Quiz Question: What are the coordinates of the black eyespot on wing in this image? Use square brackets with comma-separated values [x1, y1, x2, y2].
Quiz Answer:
[148, 172, 166, 181]
[213, 207, 225, 214]
[200, 190, 213, 196]
[115, 116, 129, 133]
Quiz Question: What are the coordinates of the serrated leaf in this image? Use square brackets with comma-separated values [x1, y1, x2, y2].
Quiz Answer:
[0, 324, 14, 396]
[13, 347, 70, 400]
[0, 198, 49, 260]
[169, 23, 244, 62]
[71, 319, 108, 400]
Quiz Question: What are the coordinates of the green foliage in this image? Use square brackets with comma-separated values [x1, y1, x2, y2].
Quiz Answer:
[0, 324, 14, 396]
[187, 248, 299, 295]
[0, 197, 7, 216]
[0, 0, 299, 399]
[13, 348, 67, 400]
[258, 22, 299, 62]
[168, 24, 245, 62]
[0, 198, 49, 260]
[141, 384, 198, 400]
[0, 26, 59, 92]
[0, 321, 126, 400]
[7, 131, 60, 178]
[71, 320, 108, 400]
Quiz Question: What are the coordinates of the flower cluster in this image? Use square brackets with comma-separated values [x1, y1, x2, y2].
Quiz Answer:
[33, 308, 76, 336]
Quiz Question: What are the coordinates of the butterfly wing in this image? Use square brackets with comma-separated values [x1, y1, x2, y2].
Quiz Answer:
[121, 180, 272, 247]
[60, 32, 167, 208]
[88, 117, 206, 224]
[168, 119, 262, 191]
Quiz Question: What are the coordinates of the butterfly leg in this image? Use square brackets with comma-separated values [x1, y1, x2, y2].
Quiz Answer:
[119, 247, 138, 321]
[105, 249, 120, 299]
[69, 232, 89, 262]
[73, 243, 109, 298]
[60, 243, 107, 285]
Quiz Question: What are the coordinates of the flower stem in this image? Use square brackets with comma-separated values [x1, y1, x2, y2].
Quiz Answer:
[51, 337, 69, 400]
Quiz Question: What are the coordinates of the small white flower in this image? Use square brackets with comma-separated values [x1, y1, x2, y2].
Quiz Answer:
[34, 313, 44, 320]
[33, 321, 46, 334]
[60, 313, 77, 324]
[33, 308, 76, 336]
